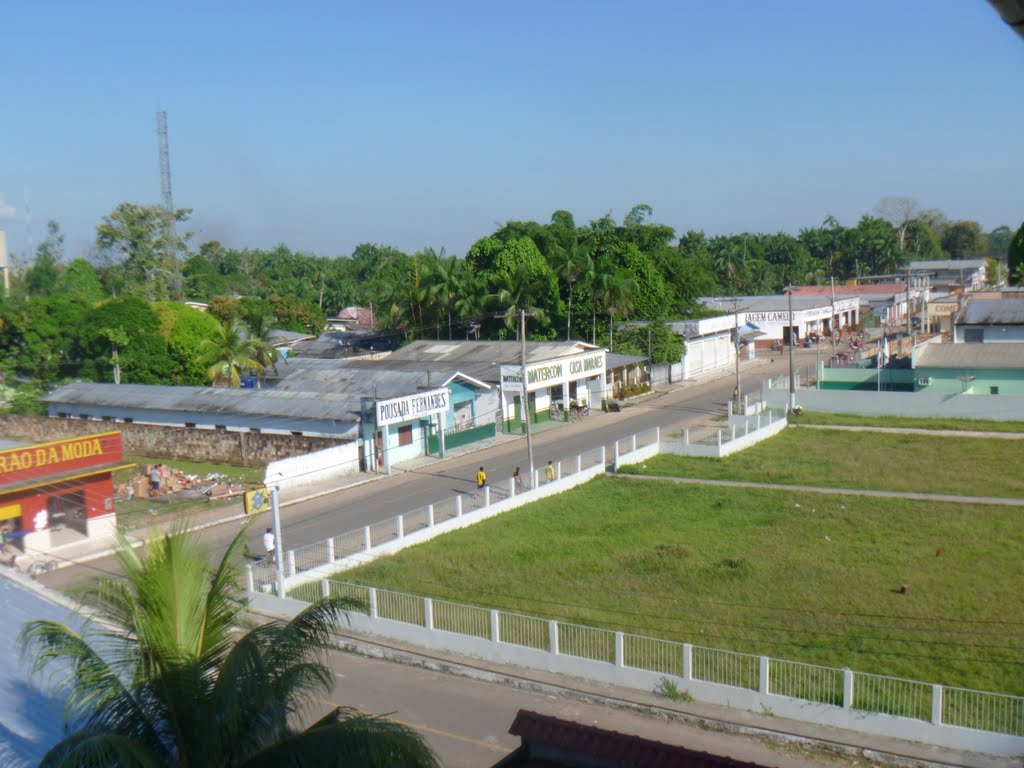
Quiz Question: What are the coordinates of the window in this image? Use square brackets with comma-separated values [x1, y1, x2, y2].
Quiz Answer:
[291, 431, 303, 437]
[990, 386, 1000, 395]
[398, 424, 413, 446]
[123, 417, 134, 423]
[185, 422, 196, 428]
[963, 328, 984, 343]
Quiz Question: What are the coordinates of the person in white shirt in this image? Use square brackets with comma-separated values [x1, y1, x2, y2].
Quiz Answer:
[263, 528, 275, 562]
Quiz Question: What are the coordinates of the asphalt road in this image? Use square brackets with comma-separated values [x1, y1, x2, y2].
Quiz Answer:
[41, 349, 820, 590]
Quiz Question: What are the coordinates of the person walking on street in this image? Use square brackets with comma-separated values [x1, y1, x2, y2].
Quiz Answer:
[545, 460, 556, 484]
[476, 466, 487, 495]
[263, 527, 276, 563]
[513, 466, 523, 493]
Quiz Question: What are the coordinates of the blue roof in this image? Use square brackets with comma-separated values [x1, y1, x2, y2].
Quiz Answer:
[0, 574, 81, 766]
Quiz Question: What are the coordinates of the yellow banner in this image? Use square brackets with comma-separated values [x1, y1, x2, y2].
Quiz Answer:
[244, 486, 271, 516]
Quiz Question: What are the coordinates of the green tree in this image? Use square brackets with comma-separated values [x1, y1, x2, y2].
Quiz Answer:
[58, 259, 108, 304]
[485, 263, 552, 338]
[24, 220, 64, 297]
[20, 526, 439, 768]
[95, 203, 192, 300]
[153, 302, 223, 385]
[0, 294, 89, 383]
[987, 225, 1013, 256]
[241, 304, 285, 382]
[941, 220, 984, 260]
[424, 254, 464, 340]
[198, 320, 263, 387]
[1009, 223, 1024, 286]
[80, 297, 175, 384]
[552, 235, 593, 341]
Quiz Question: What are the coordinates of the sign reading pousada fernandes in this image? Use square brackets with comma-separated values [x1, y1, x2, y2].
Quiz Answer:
[375, 388, 450, 427]
[500, 351, 606, 393]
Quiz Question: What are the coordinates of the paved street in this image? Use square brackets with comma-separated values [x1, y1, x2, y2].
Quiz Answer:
[39, 350, 821, 590]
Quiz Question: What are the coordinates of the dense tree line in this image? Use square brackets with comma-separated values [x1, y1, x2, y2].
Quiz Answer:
[0, 200, 1019, 409]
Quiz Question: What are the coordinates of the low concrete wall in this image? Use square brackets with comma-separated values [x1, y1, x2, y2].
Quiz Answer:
[762, 386, 1024, 421]
[0, 414, 351, 467]
[248, 590, 1024, 757]
[265, 442, 362, 491]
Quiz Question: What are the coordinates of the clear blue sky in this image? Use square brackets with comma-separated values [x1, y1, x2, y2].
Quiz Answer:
[1, 0, 1022, 264]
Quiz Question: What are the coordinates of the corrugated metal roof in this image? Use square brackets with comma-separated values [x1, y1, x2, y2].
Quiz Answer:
[606, 352, 646, 367]
[916, 343, 1024, 369]
[909, 259, 988, 271]
[43, 382, 363, 421]
[789, 284, 906, 298]
[700, 295, 834, 312]
[506, 710, 770, 768]
[959, 298, 1024, 325]
[388, 339, 597, 365]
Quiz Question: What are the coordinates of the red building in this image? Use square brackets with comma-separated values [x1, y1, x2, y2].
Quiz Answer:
[0, 431, 129, 554]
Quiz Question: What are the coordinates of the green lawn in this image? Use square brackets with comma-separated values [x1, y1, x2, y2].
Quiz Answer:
[339, 475, 1024, 696]
[793, 411, 1024, 433]
[621, 428, 1024, 498]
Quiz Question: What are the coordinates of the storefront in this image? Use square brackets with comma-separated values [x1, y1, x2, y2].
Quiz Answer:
[0, 431, 130, 555]
[500, 349, 607, 428]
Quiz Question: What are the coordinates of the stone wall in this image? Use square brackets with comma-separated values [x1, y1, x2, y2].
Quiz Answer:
[0, 415, 352, 468]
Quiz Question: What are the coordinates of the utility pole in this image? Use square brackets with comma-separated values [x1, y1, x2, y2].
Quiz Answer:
[787, 288, 796, 411]
[520, 309, 535, 483]
[269, 486, 285, 599]
[830, 276, 837, 361]
[732, 298, 742, 409]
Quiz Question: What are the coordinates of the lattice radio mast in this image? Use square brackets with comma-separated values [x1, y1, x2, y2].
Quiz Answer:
[156, 110, 181, 296]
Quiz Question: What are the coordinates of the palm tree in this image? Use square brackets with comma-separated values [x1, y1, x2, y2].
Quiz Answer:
[20, 525, 439, 768]
[242, 308, 284, 384]
[424, 254, 462, 340]
[596, 267, 638, 352]
[484, 264, 551, 338]
[552, 236, 594, 341]
[198, 320, 263, 388]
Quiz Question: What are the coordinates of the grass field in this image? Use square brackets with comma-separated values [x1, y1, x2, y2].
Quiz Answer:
[793, 411, 1024, 433]
[340, 475, 1024, 696]
[621, 428, 1024, 498]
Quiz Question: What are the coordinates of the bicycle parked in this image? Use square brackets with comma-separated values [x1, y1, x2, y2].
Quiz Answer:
[570, 399, 590, 421]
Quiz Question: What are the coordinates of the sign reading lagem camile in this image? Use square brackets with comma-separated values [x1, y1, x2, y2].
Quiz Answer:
[0, 432, 124, 488]
[375, 388, 450, 427]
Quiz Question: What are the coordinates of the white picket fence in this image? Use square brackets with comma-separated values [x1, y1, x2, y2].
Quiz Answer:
[251, 580, 1024, 755]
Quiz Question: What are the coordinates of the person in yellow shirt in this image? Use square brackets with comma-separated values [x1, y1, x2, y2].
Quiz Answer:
[545, 460, 555, 484]
[476, 466, 487, 491]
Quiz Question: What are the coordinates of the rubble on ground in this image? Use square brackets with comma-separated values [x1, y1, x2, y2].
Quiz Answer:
[116, 465, 247, 502]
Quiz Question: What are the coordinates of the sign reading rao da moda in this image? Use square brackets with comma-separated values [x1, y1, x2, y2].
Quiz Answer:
[0, 431, 124, 488]
[375, 388, 450, 427]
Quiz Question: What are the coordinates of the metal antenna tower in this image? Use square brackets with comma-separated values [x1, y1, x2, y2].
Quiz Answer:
[156, 110, 181, 295]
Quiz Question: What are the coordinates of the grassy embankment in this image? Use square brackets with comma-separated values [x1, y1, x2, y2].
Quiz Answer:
[337, 428, 1024, 698]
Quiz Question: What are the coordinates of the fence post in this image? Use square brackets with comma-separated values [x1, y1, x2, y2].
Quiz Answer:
[614, 631, 624, 668]
[745, 419, 749, 436]
[368, 587, 378, 619]
[682, 643, 692, 680]
[757, 413, 761, 430]
[456, 495, 463, 517]
[631, 434, 637, 453]
[614, 441, 620, 467]
[576, 454, 582, 473]
[842, 669, 853, 709]
[245, 565, 254, 593]
[363, 526, 372, 551]
[490, 610, 500, 643]
[759, 656, 770, 695]
[656, 426, 660, 445]
[509, 478, 515, 496]
[427, 504, 434, 527]
[731, 424, 736, 442]
[684, 428, 689, 445]
[549, 620, 559, 655]
[327, 537, 335, 563]
[321, 579, 329, 599]
[556, 463, 562, 481]
[931, 684, 943, 725]
[287, 550, 296, 578]
[424, 597, 434, 630]
[717, 430, 722, 447]
[396, 515, 404, 539]
[483, 486, 491, 507]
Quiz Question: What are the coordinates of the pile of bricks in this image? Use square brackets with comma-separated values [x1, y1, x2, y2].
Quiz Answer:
[117, 465, 246, 501]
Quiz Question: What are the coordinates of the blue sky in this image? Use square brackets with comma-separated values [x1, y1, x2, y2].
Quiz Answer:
[1, 1, 1021, 264]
